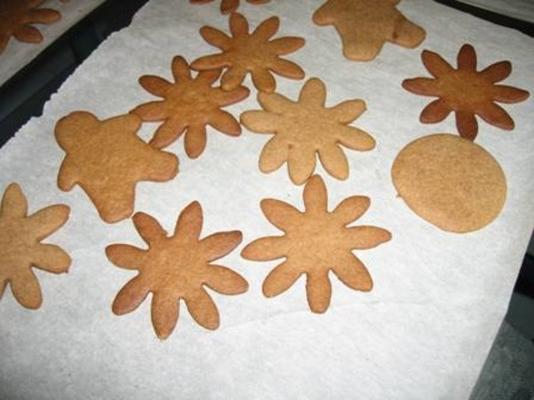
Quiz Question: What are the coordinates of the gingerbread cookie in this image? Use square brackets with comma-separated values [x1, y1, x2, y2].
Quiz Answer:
[392, 134, 506, 233]
[0, 183, 70, 309]
[241, 175, 391, 313]
[107, 202, 248, 339]
[55, 112, 178, 224]
[402, 44, 530, 140]
[132, 56, 249, 158]
[241, 78, 375, 185]
[0, 0, 61, 53]
[312, 0, 425, 61]
[192, 13, 305, 93]
[190, 0, 270, 15]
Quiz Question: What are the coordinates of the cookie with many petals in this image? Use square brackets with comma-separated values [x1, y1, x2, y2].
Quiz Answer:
[192, 13, 305, 93]
[241, 78, 375, 185]
[0, 0, 61, 53]
[107, 202, 248, 339]
[242, 175, 391, 313]
[132, 56, 249, 158]
[402, 44, 530, 140]
[0, 183, 70, 309]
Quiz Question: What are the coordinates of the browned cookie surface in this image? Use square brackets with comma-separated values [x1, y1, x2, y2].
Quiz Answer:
[242, 175, 391, 313]
[403, 44, 530, 140]
[132, 56, 249, 158]
[241, 78, 375, 184]
[55, 112, 178, 223]
[107, 202, 247, 339]
[0, 0, 61, 53]
[0, 183, 70, 309]
[192, 13, 305, 93]
[313, 0, 425, 61]
[392, 134, 507, 233]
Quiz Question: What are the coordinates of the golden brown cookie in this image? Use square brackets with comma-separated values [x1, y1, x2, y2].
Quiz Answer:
[0, 0, 61, 54]
[0, 183, 70, 309]
[131, 56, 250, 158]
[55, 112, 178, 224]
[312, 0, 425, 61]
[391, 134, 507, 233]
[402, 44, 530, 140]
[190, 0, 270, 15]
[107, 202, 248, 339]
[192, 12, 305, 93]
[241, 175, 391, 313]
[241, 78, 375, 185]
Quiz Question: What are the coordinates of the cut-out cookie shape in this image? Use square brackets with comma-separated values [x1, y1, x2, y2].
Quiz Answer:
[131, 56, 249, 158]
[0, 0, 61, 53]
[402, 44, 530, 140]
[312, 0, 425, 61]
[392, 133, 507, 233]
[241, 78, 375, 185]
[0, 183, 70, 309]
[55, 112, 178, 224]
[241, 175, 391, 313]
[190, 0, 270, 15]
[107, 202, 248, 339]
[192, 12, 305, 93]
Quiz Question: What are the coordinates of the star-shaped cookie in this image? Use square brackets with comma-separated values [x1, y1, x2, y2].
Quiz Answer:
[190, 0, 270, 15]
[107, 202, 248, 339]
[55, 112, 179, 223]
[0, 0, 61, 53]
[132, 56, 250, 158]
[241, 175, 391, 313]
[192, 12, 305, 93]
[402, 44, 530, 140]
[0, 183, 70, 309]
[241, 78, 375, 185]
[312, 0, 425, 61]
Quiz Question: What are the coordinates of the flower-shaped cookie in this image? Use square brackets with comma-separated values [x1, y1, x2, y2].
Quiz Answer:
[107, 202, 248, 339]
[402, 44, 530, 140]
[192, 13, 305, 93]
[55, 112, 178, 223]
[190, 0, 270, 14]
[0, 183, 70, 309]
[313, 0, 425, 61]
[242, 175, 391, 313]
[241, 78, 375, 184]
[0, 0, 61, 53]
[132, 56, 249, 157]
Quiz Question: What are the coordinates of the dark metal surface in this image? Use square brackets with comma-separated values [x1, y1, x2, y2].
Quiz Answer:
[0, 0, 150, 147]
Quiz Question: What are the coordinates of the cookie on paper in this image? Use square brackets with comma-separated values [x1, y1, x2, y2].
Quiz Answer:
[132, 56, 249, 158]
[241, 78, 375, 185]
[192, 13, 305, 93]
[313, 0, 425, 61]
[55, 112, 178, 223]
[0, 0, 61, 53]
[242, 175, 391, 313]
[107, 202, 248, 339]
[0, 183, 70, 310]
[402, 44, 530, 140]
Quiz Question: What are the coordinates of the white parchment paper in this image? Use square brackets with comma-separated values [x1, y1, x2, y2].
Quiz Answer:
[0, 0, 106, 87]
[1, 1, 533, 399]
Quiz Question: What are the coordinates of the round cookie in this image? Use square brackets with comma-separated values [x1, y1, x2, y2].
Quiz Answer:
[391, 133, 506, 233]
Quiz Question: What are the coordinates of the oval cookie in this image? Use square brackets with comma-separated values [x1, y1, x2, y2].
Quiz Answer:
[391, 133, 506, 233]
